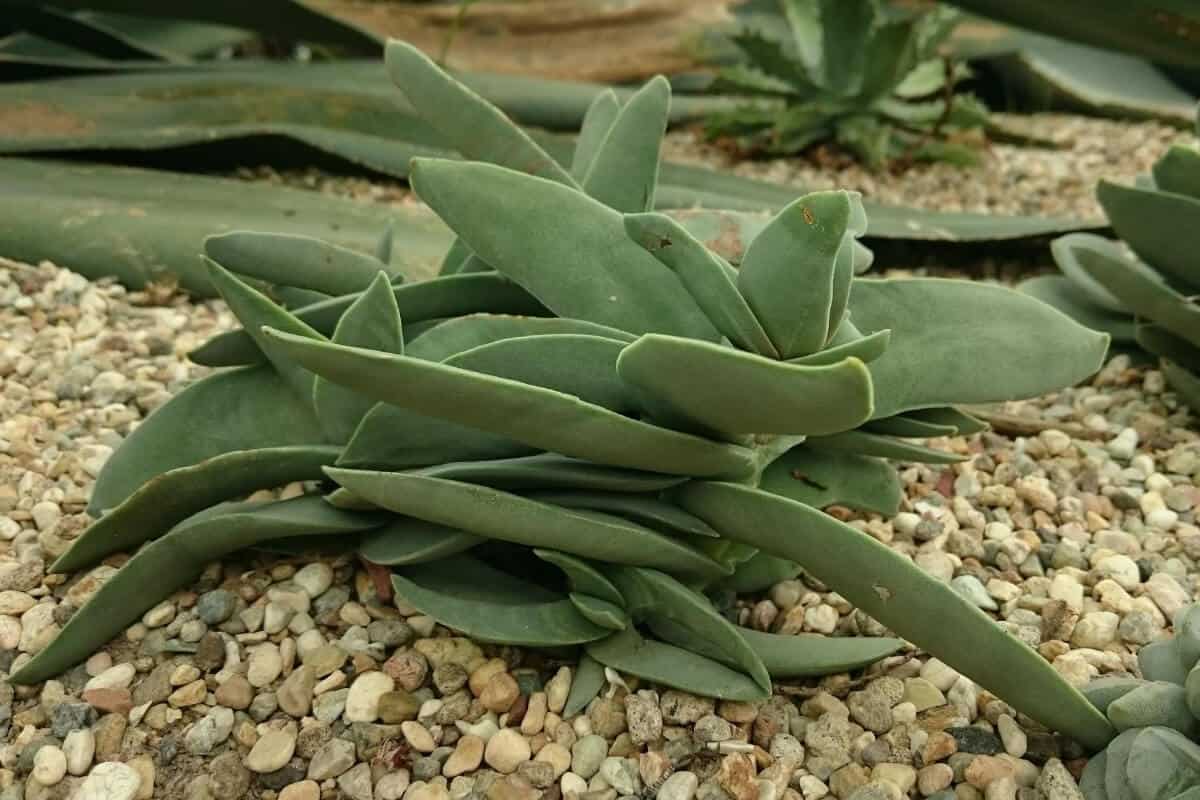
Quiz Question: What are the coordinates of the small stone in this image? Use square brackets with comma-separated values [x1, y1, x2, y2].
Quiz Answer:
[167, 679, 206, 707]
[1070, 612, 1120, 649]
[75, 761, 142, 800]
[82, 687, 132, 715]
[346, 671, 395, 722]
[280, 781, 321, 800]
[918, 764, 953, 796]
[304, 643, 348, 677]
[294, 563, 334, 598]
[128, 754, 155, 800]
[951, 576, 998, 612]
[965, 755, 1014, 789]
[1094, 555, 1141, 592]
[245, 727, 297, 773]
[338, 762, 374, 800]
[247, 643, 283, 688]
[185, 707, 235, 755]
[481, 672, 521, 713]
[315, 688, 350, 722]
[546, 667, 572, 713]
[403, 720, 437, 753]
[308, 738, 357, 780]
[84, 662, 135, 692]
[600, 757, 642, 796]
[445, 734, 485, 777]
[278, 665, 317, 717]
[572, 735, 608, 779]
[215, 675, 254, 710]
[32, 745, 67, 786]
[377, 771, 411, 800]
[50, 702, 96, 737]
[92, 713, 127, 760]
[995, 716, 1026, 759]
[902, 679, 946, 713]
[1034, 759, 1083, 800]
[63, 729, 94, 776]
[659, 771, 699, 800]
[196, 589, 237, 624]
[486, 729, 532, 773]
[947, 728, 1002, 756]
[626, 691, 663, 745]
[537, 742, 573, 779]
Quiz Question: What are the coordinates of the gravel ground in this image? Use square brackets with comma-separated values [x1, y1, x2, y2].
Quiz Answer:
[663, 114, 1195, 220]
[2, 253, 1199, 800]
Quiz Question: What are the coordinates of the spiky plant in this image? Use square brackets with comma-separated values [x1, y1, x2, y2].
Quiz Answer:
[704, 0, 989, 167]
[13, 40, 1114, 751]
[1021, 141, 1200, 412]
[1079, 602, 1200, 799]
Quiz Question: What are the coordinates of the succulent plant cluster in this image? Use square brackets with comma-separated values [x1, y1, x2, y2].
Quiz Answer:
[705, 0, 988, 167]
[1021, 140, 1200, 412]
[1080, 602, 1200, 799]
[12, 40, 1116, 752]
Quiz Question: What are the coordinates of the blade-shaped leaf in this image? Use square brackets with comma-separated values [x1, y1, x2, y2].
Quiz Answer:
[859, 20, 920, 101]
[526, 491, 718, 539]
[1154, 145, 1200, 201]
[848, 278, 1110, 419]
[787, 327, 891, 367]
[326, 469, 728, 580]
[904, 406, 989, 435]
[740, 629, 906, 678]
[11, 496, 383, 684]
[339, 406, 532, 471]
[571, 89, 620, 181]
[263, 330, 755, 479]
[1164, 360, 1200, 410]
[863, 415, 957, 438]
[673, 481, 1115, 750]
[718, 552, 800, 594]
[1018, 274, 1136, 343]
[581, 75, 669, 213]
[1050, 234, 1134, 313]
[356, 518, 481, 566]
[55, 445, 339, 573]
[534, 549, 625, 607]
[818, 0, 873, 95]
[406, 314, 635, 363]
[205, 231, 390, 297]
[563, 653, 607, 717]
[616, 334, 873, 436]
[1138, 324, 1200, 372]
[1099, 179, 1200, 291]
[409, 158, 721, 341]
[805, 430, 964, 464]
[759, 444, 904, 515]
[414, 454, 687, 492]
[570, 594, 628, 630]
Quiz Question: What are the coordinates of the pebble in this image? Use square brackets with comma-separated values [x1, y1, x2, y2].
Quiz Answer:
[75, 761, 142, 800]
[245, 727, 297, 773]
[280, 781, 321, 800]
[247, 642, 283, 687]
[63, 729, 94, 776]
[572, 734, 608, 779]
[445, 734, 485, 777]
[659, 771, 700, 800]
[84, 662, 135, 692]
[32, 745, 66, 786]
[294, 563, 334, 597]
[346, 671, 395, 722]
[185, 707, 234, 755]
[486, 728, 532, 773]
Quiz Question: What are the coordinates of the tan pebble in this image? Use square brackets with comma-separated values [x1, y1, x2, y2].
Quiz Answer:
[82, 688, 133, 715]
[537, 742, 572, 779]
[444, 734, 485, 777]
[521, 692, 548, 736]
[167, 679, 207, 708]
[481, 673, 520, 714]
[279, 780, 321, 800]
[485, 729, 532, 774]
[917, 764, 953, 796]
[129, 754, 155, 800]
[469, 659, 509, 697]
[402, 720, 437, 753]
[965, 755, 1014, 789]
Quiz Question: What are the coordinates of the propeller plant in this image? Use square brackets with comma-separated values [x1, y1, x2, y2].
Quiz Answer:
[704, 0, 989, 167]
[14, 40, 1116, 752]
[1021, 140, 1200, 412]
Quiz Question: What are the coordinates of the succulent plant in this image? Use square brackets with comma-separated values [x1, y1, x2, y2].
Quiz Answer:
[704, 0, 988, 167]
[1020, 141, 1200, 412]
[12, 40, 1115, 752]
[1079, 603, 1200, 799]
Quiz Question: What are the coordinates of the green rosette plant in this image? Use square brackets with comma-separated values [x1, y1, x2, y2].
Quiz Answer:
[1021, 140, 1200, 411]
[705, 0, 988, 167]
[12, 40, 1115, 752]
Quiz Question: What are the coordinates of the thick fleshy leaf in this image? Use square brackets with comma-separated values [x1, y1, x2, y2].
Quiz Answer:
[390, 555, 608, 646]
[1098, 179, 1200, 291]
[533, 550, 625, 607]
[848, 278, 1110, 419]
[407, 314, 635, 362]
[1164, 361, 1200, 410]
[1137, 324, 1200, 373]
[11, 496, 383, 684]
[406, 454, 685, 493]
[264, 331, 755, 479]
[1018, 275, 1136, 344]
[409, 158, 720, 341]
[571, 89, 621, 181]
[384, 40, 574, 186]
[90, 366, 322, 515]
[446, 335, 633, 413]
[54, 445, 339, 573]
[587, 628, 767, 701]
[570, 594, 629, 630]
[737, 191, 855, 358]
[617, 334, 873, 436]
[526, 491, 718, 539]
[326, 469, 728, 580]
[581, 75, 669, 213]
[818, 0, 873, 94]
[1050, 234, 1135, 313]
[759, 444, 903, 515]
[339, 406, 532, 471]
[805, 430, 964, 465]
[605, 566, 771, 694]
[314, 272, 405, 442]
[863, 415, 957, 439]
[190, 272, 547, 367]
[1154, 145, 1200, 201]
[672, 481, 1115, 751]
[356, 519, 481, 566]
[623, 212, 778, 357]
[205, 231, 390, 297]
[787, 328, 891, 367]
[439, 237, 474, 276]
[718, 552, 800, 594]
[563, 653, 607, 717]
[740, 629, 906, 678]
[904, 407, 989, 436]
[858, 19, 919, 101]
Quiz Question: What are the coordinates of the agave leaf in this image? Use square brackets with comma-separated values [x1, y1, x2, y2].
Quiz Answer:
[711, 65, 804, 98]
[570, 594, 629, 631]
[805, 430, 963, 465]
[338, 406, 532, 472]
[90, 366, 323, 514]
[858, 20, 920, 101]
[356, 518, 481, 566]
[1137, 324, 1200, 373]
[563, 653, 607, 718]
[533, 550, 626, 607]
[674, 481, 1115, 750]
[1050, 234, 1134, 313]
[410, 158, 720, 342]
[384, 40, 573, 186]
[1099, 179, 1200, 291]
[586, 627, 767, 701]
[617, 334, 873, 436]
[326, 469, 728, 580]
[205, 231, 391, 297]
[445, 334, 633, 413]
[728, 29, 817, 92]
[740, 629, 906, 678]
[1154, 145, 1200, 200]
[818, 0, 873, 95]
[718, 552, 800, 594]
[264, 331, 755, 479]
[759, 444, 904, 516]
[390, 554, 609, 646]
[605, 565, 771, 694]
[10, 496, 383, 684]
[787, 328, 891, 367]
[737, 191, 854, 357]
[205, 261, 324, 413]
[571, 89, 621, 181]
[415, 455, 688, 492]
[863, 414, 957, 439]
[1018, 275, 1136, 344]
[3, 7, 168, 61]
[1164, 361, 1200, 410]
[781, 0, 824, 81]
[526, 491, 719, 539]
[848, 278, 1110, 419]
[191, 273, 548, 367]
[581, 75, 669, 213]
[313, 272, 405, 442]
[54, 445, 339, 574]
[407, 314, 634, 363]
[623, 212, 778, 358]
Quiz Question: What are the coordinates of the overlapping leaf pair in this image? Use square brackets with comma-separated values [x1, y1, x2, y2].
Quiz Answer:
[1022, 139, 1200, 411]
[14, 40, 1114, 751]
[705, 0, 988, 166]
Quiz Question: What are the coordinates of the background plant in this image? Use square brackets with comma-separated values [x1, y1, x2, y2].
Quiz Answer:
[704, 0, 989, 167]
[10, 39, 1116, 753]
[1020, 136, 1200, 411]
